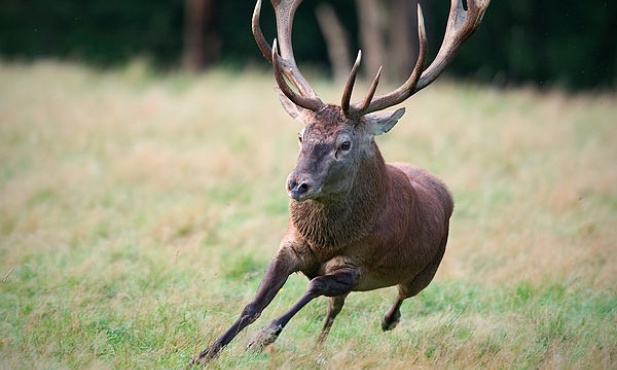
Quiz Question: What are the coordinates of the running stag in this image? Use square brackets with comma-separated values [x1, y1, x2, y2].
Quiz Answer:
[191, 0, 489, 364]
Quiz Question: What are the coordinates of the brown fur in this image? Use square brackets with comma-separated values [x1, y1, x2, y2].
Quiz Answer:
[287, 117, 454, 290]
[191, 105, 453, 364]
[191, 0, 489, 363]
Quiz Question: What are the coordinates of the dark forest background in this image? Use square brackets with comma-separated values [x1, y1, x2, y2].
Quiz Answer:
[1, 0, 615, 91]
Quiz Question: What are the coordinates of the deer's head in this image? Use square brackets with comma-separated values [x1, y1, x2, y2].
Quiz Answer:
[253, 0, 489, 201]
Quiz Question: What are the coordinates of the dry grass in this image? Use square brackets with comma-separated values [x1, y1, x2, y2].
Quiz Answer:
[0, 60, 615, 369]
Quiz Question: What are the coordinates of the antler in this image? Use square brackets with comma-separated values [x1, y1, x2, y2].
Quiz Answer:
[252, 0, 325, 112]
[347, 0, 490, 117]
[253, 0, 489, 117]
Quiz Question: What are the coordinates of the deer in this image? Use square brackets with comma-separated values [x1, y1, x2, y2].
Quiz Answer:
[190, 0, 489, 365]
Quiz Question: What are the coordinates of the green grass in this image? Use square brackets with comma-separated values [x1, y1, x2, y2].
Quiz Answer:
[1, 60, 616, 369]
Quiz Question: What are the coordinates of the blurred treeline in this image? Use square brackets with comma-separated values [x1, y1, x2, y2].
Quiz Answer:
[1, 0, 615, 90]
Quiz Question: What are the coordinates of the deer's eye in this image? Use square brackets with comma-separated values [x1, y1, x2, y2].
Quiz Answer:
[340, 141, 352, 151]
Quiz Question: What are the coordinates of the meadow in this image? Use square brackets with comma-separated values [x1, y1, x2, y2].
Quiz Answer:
[0, 61, 615, 369]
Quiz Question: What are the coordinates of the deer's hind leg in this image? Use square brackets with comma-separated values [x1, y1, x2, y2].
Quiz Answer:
[382, 274, 437, 331]
[317, 294, 348, 345]
[381, 289, 406, 331]
[382, 233, 448, 331]
[381, 278, 433, 331]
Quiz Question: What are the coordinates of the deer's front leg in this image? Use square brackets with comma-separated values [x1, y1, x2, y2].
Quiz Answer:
[245, 267, 359, 352]
[190, 247, 299, 365]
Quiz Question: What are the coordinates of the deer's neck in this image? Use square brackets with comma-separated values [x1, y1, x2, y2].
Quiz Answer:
[290, 144, 388, 248]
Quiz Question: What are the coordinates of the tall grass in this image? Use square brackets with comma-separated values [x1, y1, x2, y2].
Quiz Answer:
[0, 61, 615, 369]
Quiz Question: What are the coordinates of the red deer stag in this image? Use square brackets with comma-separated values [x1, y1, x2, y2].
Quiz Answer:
[191, 0, 489, 364]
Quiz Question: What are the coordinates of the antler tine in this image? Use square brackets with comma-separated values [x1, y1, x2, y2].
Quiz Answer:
[355, 66, 382, 115]
[415, 0, 490, 91]
[356, 0, 490, 115]
[252, 0, 273, 63]
[342, 51, 384, 118]
[341, 51, 362, 117]
[272, 40, 325, 111]
[252, 0, 324, 111]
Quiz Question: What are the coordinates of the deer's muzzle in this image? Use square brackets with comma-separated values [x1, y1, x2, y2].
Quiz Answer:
[286, 173, 317, 201]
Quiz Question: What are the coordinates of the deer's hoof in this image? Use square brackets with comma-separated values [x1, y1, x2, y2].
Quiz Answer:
[245, 322, 282, 353]
[187, 344, 220, 368]
[381, 310, 401, 331]
[186, 356, 201, 369]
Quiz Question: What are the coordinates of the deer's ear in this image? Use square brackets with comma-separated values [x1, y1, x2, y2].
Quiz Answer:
[364, 107, 406, 136]
[275, 88, 313, 122]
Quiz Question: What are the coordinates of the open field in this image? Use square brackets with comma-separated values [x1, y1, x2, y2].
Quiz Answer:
[0, 61, 616, 369]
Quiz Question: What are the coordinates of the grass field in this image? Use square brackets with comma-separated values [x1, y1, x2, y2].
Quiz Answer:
[0, 61, 616, 369]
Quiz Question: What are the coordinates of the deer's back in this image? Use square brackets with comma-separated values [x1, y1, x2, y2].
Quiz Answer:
[391, 163, 454, 219]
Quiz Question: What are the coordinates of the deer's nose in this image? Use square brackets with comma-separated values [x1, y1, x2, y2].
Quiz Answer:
[287, 177, 312, 201]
